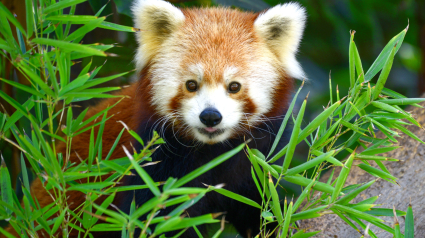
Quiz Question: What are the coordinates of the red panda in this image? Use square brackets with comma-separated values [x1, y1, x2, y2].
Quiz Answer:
[3, 0, 306, 237]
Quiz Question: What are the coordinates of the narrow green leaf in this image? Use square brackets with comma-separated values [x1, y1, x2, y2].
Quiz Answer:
[372, 44, 396, 99]
[291, 230, 321, 238]
[124, 146, 161, 197]
[331, 152, 354, 202]
[46, 15, 98, 22]
[0, 78, 45, 98]
[18, 63, 55, 97]
[51, 208, 67, 235]
[285, 150, 334, 176]
[336, 180, 375, 205]
[354, 41, 364, 83]
[268, 174, 283, 224]
[0, 156, 13, 215]
[65, 18, 104, 42]
[332, 204, 383, 222]
[92, 203, 127, 224]
[355, 155, 398, 161]
[172, 142, 245, 188]
[379, 98, 425, 105]
[284, 175, 335, 194]
[212, 188, 261, 209]
[365, 27, 406, 82]
[32, 38, 106, 57]
[405, 203, 414, 238]
[282, 202, 293, 238]
[364, 208, 406, 217]
[25, 0, 34, 38]
[361, 146, 400, 156]
[349, 31, 356, 89]
[99, 21, 137, 32]
[0, 227, 16, 238]
[193, 225, 204, 238]
[167, 214, 219, 231]
[292, 179, 315, 216]
[270, 100, 341, 163]
[0, 2, 26, 37]
[154, 216, 182, 234]
[290, 205, 327, 222]
[67, 182, 114, 191]
[340, 119, 366, 136]
[75, 71, 132, 91]
[268, 81, 304, 158]
[393, 123, 425, 144]
[371, 101, 399, 113]
[43, 0, 87, 14]
[282, 96, 307, 173]
[251, 152, 279, 178]
[311, 150, 344, 167]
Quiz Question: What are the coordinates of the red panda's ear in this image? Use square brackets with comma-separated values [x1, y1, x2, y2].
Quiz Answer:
[132, 0, 185, 71]
[254, 3, 307, 80]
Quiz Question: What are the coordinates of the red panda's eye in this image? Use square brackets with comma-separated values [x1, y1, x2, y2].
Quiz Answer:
[228, 82, 241, 93]
[186, 80, 198, 92]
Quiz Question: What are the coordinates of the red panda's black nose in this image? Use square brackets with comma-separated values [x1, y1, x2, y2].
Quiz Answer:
[199, 108, 222, 127]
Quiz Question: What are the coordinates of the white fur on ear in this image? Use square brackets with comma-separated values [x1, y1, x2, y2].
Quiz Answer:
[254, 3, 306, 79]
[132, 0, 185, 71]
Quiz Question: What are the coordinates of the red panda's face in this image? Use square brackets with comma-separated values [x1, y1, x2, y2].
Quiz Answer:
[133, 0, 306, 144]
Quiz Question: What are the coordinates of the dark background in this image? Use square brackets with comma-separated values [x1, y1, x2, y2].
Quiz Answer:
[1, 0, 424, 236]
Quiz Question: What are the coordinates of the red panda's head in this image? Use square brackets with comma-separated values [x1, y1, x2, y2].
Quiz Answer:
[132, 0, 306, 144]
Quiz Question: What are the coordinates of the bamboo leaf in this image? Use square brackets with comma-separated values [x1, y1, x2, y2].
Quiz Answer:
[268, 174, 283, 224]
[0, 156, 13, 215]
[43, 0, 87, 14]
[268, 81, 304, 158]
[18, 63, 55, 97]
[332, 204, 383, 222]
[0, 78, 45, 98]
[336, 180, 375, 205]
[349, 31, 355, 89]
[285, 150, 334, 176]
[364, 208, 406, 217]
[331, 152, 354, 202]
[270, 100, 341, 163]
[357, 163, 397, 181]
[212, 188, 261, 209]
[0, 2, 26, 37]
[282, 202, 293, 238]
[284, 175, 336, 194]
[65, 17, 105, 42]
[282, 96, 307, 173]
[32, 38, 106, 57]
[172, 142, 246, 188]
[123, 146, 161, 197]
[371, 101, 399, 113]
[365, 27, 406, 82]
[405, 203, 414, 238]
[379, 98, 425, 106]
[372, 44, 396, 99]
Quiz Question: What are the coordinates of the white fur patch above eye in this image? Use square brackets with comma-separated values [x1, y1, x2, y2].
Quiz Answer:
[132, 0, 185, 71]
[223, 66, 239, 83]
[254, 2, 307, 80]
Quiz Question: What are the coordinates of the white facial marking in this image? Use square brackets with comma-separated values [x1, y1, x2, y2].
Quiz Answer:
[149, 51, 184, 116]
[181, 84, 243, 143]
[223, 66, 239, 83]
